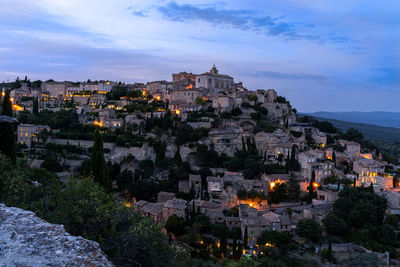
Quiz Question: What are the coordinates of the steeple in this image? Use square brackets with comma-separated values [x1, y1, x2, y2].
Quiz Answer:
[210, 64, 218, 74]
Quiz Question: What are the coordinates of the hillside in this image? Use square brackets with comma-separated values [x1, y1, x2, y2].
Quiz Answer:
[309, 116, 400, 162]
[305, 111, 400, 129]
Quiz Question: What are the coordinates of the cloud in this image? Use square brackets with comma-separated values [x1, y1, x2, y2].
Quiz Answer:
[157, 2, 317, 40]
[132, 10, 147, 17]
[247, 70, 326, 81]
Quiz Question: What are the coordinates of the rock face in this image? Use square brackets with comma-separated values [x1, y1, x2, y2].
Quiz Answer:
[0, 204, 113, 267]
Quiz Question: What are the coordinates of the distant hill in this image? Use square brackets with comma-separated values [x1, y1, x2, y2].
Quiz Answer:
[306, 116, 400, 162]
[305, 111, 400, 129]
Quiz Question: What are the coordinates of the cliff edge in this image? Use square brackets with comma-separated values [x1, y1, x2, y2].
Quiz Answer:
[0, 204, 113, 267]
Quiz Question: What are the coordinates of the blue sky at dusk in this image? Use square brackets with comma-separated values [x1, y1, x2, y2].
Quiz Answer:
[1, 0, 399, 112]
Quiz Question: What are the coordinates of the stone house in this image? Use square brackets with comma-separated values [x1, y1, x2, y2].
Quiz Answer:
[339, 140, 361, 160]
[212, 94, 234, 112]
[207, 176, 223, 196]
[18, 124, 51, 147]
[141, 203, 164, 223]
[353, 157, 384, 177]
[162, 198, 188, 220]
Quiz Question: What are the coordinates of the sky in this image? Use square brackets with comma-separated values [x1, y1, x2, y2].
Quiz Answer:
[1, 0, 399, 112]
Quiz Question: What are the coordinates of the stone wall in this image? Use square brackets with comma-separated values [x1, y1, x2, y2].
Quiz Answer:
[0, 204, 113, 266]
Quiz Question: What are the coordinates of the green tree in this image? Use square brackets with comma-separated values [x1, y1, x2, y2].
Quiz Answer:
[41, 157, 63, 172]
[322, 212, 348, 236]
[257, 230, 292, 248]
[2, 90, 12, 117]
[33, 97, 39, 115]
[0, 92, 16, 163]
[219, 222, 228, 257]
[116, 169, 133, 191]
[90, 128, 111, 192]
[296, 219, 322, 242]
[165, 214, 186, 236]
[308, 170, 316, 202]
[243, 225, 248, 248]
[287, 173, 300, 200]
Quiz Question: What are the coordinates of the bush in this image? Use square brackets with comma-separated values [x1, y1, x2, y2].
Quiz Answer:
[296, 219, 322, 242]
[289, 131, 303, 138]
[41, 157, 63, 172]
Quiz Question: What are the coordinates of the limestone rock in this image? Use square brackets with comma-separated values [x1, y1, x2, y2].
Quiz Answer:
[0, 204, 114, 267]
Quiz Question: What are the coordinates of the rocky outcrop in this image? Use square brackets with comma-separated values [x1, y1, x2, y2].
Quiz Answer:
[0, 204, 113, 267]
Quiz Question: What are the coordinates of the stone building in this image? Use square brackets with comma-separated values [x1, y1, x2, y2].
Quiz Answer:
[162, 198, 187, 220]
[195, 65, 234, 95]
[18, 124, 51, 147]
[41, 81, 70, 98]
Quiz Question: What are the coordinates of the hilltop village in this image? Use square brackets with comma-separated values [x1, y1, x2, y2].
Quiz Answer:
[1, 66, 400, 266]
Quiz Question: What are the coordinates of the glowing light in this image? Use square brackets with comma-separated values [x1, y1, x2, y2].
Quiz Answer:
[175, 110, 180, 115]
[106, 82, 110, 85]
[1, 92, 4, 97]
[313, 182, 319, 188]
[12, 104, 24, 111]
[242, 249, 246, 255]
[124, 202, 131, 208]
[142, 90, 146, 96]
[270, 179, 282, 190]
[93, 121, 103, 127]
[249, 203, 254, 207]
[199, 240, 204, 245]
[270, 182, 275, 189]
[265, 242, 275, 247]
[156, 96, 160, 101]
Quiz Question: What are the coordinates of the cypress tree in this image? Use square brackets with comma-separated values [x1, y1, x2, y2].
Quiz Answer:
[90, 128, 111, 192]
[174, 146, 182, 162]
[327, 241, 333, 262]
[191, 200, 195, 224]
[332, 150, 336, 165]
[308, 170, 316, 202]
[220, 222, 227, 257]
[243, 225, 248, 248]
[0, 91, 16, 163]
[33, 97, 39, 115]
[2, 90, 12, 117]
[232, 237, 237, 259]
[285, 153, 290, 173]
[290, 145, 296, 169]
[393, 176, 398, 188]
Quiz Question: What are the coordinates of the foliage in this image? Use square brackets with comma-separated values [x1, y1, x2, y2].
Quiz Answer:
[91, 128, 111, 192]
[116, 169, 133, 191]
[165, 214, 186, 236]
[333, 187, 386, 228]
[237, 189, 267, 202]
[0, 154, 177, 267]
[40, 157, 63, 172]
[135, 159, 154, 180]
[286, 174, 300, 201]
[257, 230, 292, 248]
[322, 212, 348, 236]
[296, 219, 322, 242]
[289, 131, 303, 138]
[106, 85, 142, 100]
[268, 182, 288, 204]
[2, 90, 12, 116]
